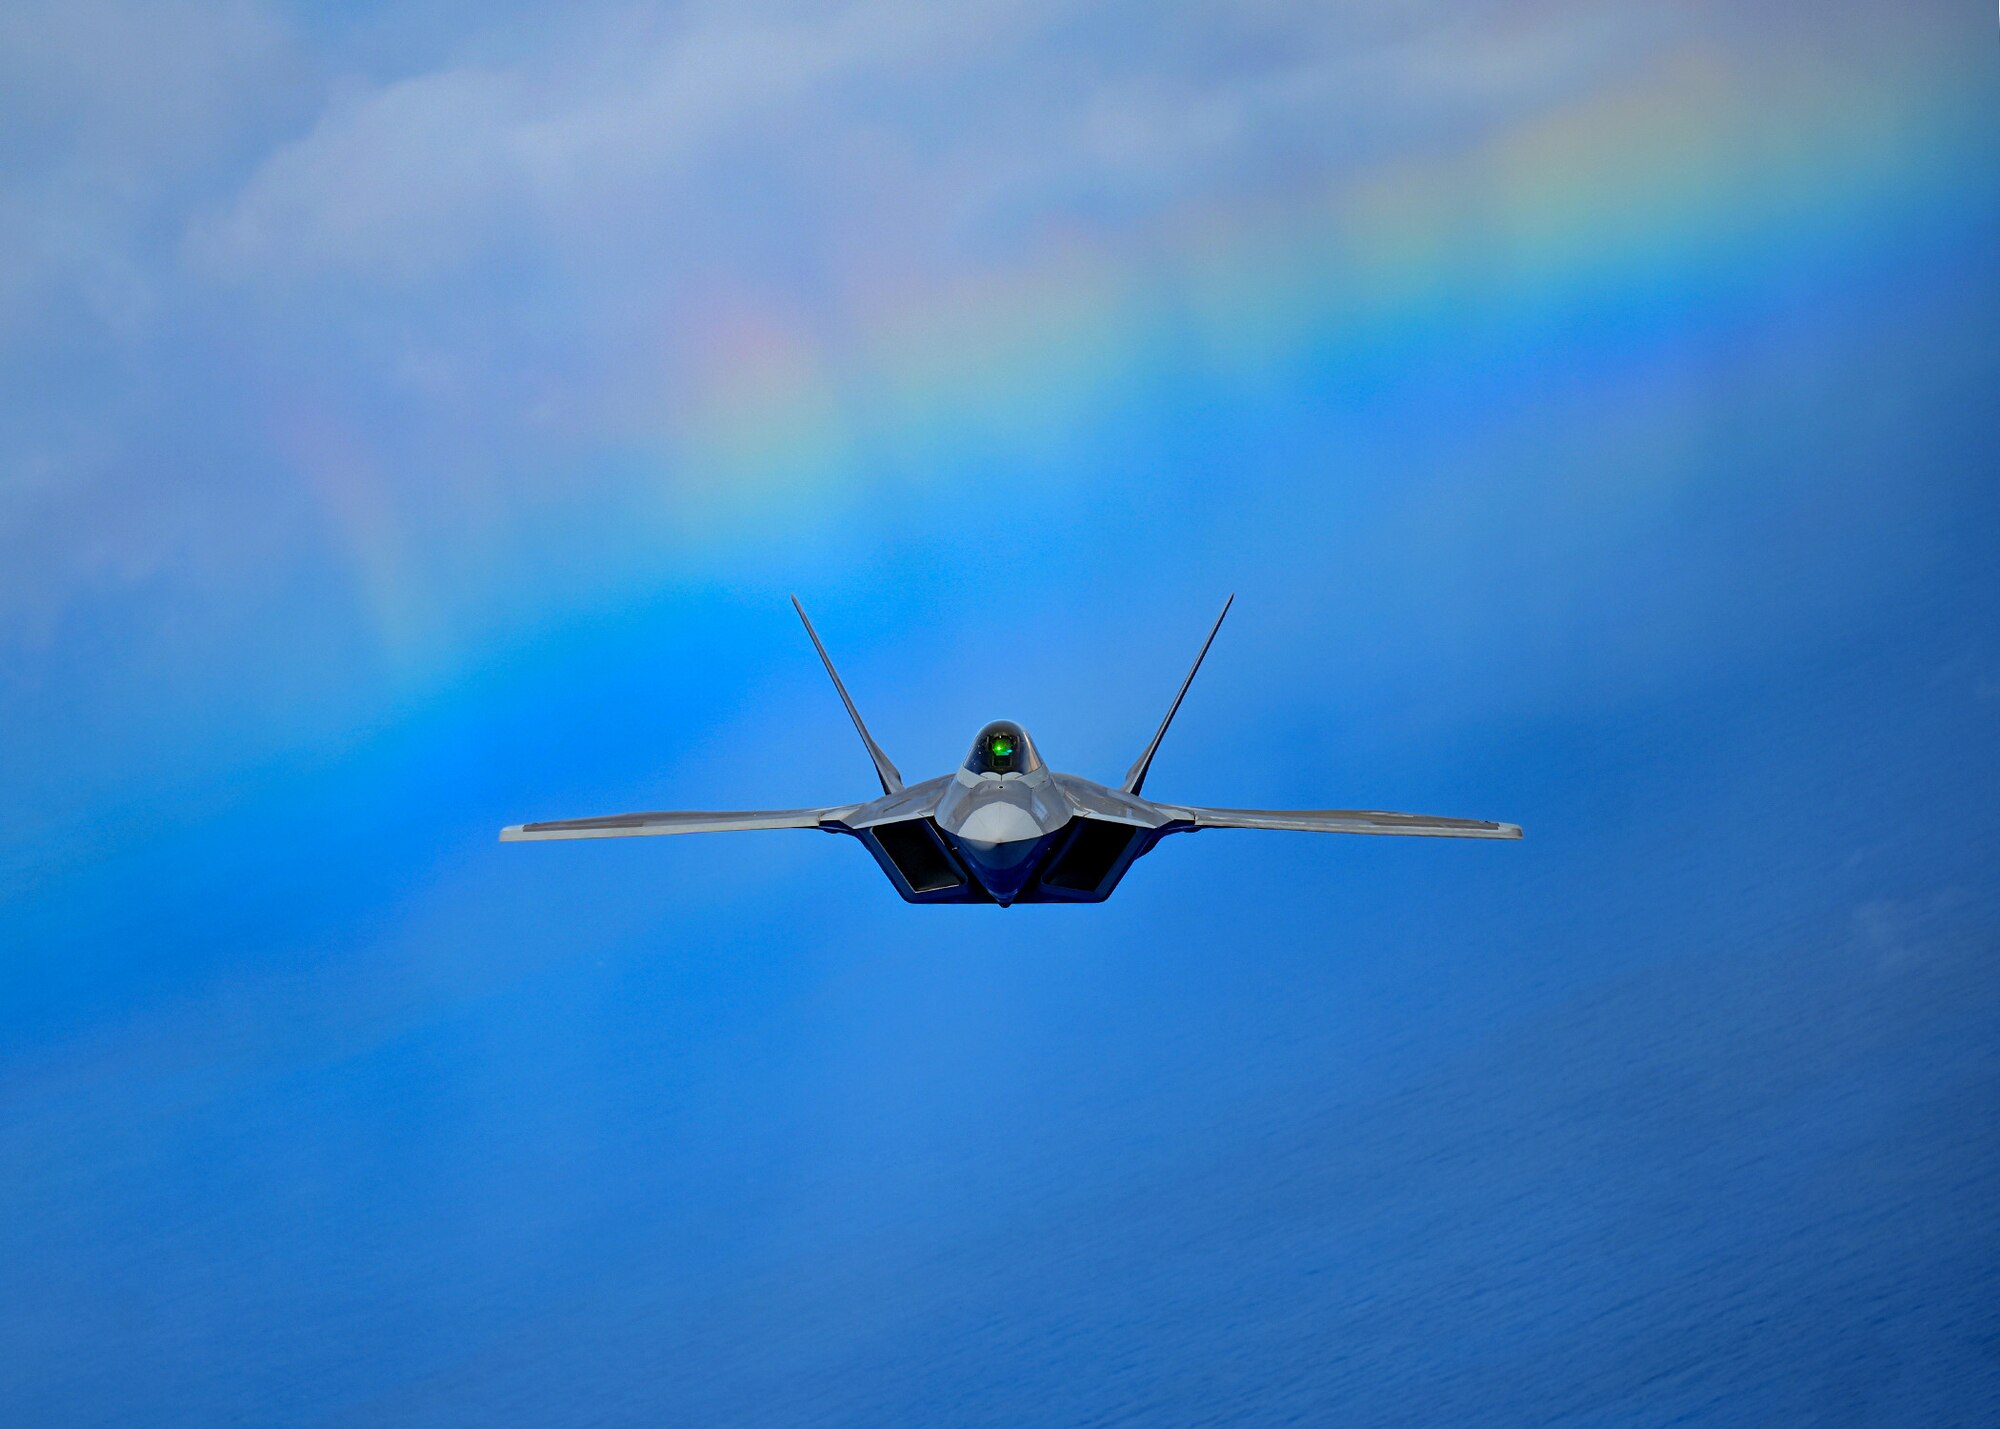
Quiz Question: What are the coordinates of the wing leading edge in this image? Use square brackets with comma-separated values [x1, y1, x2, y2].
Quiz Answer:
[501, 806, 853, 841]
[1175, 806, 1521, 839]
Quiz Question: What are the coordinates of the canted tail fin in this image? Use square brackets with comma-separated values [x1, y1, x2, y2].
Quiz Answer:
[791, 596, 904, 795]
[1122, 594, 1233, 795]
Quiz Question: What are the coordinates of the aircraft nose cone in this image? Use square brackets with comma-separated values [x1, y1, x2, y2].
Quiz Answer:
[936, 778, 1068, 904]
[954, 835, 1049, 904]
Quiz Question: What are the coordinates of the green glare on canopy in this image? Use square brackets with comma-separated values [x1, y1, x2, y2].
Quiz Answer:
[990, 734, 1016, 758]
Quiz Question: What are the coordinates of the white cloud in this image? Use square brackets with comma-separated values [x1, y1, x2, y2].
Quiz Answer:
[190, 0, 1001, 282]
[0, 0, 1683, 672]
[0, 0, 298, 329]
[188, 0, 1650, 291]
[0, 0, 1686, 669]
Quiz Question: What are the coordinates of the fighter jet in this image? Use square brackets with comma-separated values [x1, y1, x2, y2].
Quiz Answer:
[501, 597, 1521, 904]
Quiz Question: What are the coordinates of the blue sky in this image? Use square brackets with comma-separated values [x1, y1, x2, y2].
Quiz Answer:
[2, 2, 1997, 1423]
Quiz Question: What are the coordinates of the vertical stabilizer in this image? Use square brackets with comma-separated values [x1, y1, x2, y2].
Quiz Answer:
[1122, 595, 1233, 795]
[791, 596, 905, 795]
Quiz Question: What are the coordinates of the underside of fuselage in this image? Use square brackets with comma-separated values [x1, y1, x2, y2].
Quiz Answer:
[846, 811, 1177, 904]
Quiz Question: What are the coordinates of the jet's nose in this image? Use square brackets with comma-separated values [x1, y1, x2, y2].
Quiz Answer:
[937, 732, 1068, 903]
[954, 837, 1044, 904]
[950, 800, 1049, 904]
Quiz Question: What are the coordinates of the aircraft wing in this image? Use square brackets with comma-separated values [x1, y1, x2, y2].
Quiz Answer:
[1175, 806, 1522, 839]
[500, 806, 853, 841]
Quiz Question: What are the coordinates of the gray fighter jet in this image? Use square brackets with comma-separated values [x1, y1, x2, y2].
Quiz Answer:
[501, 597, 1521, 904]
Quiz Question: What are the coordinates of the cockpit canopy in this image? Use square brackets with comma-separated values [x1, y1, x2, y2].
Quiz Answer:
[964, 720, 1042, 776]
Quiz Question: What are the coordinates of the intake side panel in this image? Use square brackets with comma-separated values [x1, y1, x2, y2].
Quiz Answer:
[1015, 817, 1181, 903]
[851, 818, 994, 903]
